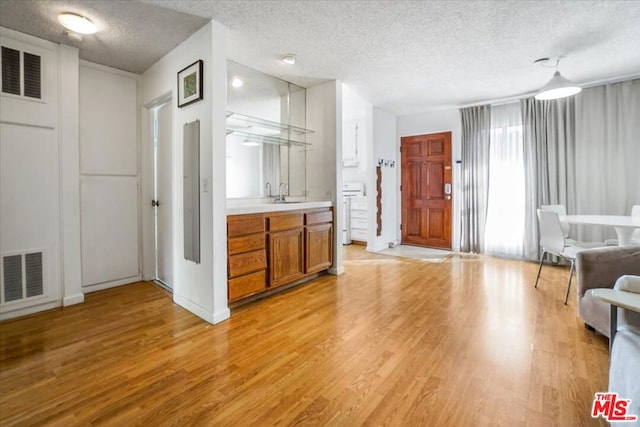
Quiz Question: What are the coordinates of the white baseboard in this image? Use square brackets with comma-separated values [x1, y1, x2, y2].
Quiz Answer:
[213, 307, 230, 324]
[328, 266, 345, 275]
[63, 293, 85, 306]
[0, 300, 60, 321]
[173, 293, 215, 324]
[82, 276, 142, 293]
[367, 242, 388, 253]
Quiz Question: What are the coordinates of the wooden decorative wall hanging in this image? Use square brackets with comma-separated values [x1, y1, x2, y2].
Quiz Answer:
[376, 166, 382, 236]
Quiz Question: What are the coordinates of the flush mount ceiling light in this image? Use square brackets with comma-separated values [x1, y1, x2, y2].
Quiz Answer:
[281, 54, 296, 65]
[231, 77, 243, 88]
[58, 13, 97, 35]
[534, 57, 581, 100]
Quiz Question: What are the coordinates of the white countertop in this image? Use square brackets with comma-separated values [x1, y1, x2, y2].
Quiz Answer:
[227, 200, 333, 215]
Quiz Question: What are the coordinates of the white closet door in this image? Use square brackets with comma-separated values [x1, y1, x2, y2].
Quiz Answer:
[156, 101, 173, 288]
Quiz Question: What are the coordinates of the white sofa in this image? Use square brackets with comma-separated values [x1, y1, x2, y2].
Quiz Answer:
[607, 275, 640, 427]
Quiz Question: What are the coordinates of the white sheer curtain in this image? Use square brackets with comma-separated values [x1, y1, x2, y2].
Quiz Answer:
[484, 103, 525, 257]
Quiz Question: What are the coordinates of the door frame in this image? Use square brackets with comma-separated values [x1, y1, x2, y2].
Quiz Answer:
[141, 93, 173, 287]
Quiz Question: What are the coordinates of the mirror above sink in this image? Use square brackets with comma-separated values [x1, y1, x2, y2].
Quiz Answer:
[226, 61, 312, 200]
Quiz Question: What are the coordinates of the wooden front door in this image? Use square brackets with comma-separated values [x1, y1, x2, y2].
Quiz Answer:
[401, 132, 452, 249]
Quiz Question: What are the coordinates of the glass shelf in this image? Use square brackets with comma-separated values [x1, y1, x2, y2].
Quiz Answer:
[226, 111, 314, 146]
[227, 130, 311, 147]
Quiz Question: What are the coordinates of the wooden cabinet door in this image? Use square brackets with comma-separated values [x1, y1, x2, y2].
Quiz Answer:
[268, 228, 304, 288]
[305, 223, 333, 274]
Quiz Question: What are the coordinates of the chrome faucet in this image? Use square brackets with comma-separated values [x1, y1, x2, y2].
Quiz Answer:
[276, 182, 288, 202]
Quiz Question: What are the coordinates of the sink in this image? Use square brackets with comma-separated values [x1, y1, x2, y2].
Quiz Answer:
[274, 200, 301, 204]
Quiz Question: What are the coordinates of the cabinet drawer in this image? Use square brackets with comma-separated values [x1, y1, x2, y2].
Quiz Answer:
[351, 200, 367, 211]
[350, 210, 367, 219]
[350, 218, 367, 229]
[228, 270, 266, 302]
[305, 210, 333, 225]
[228, 249, 266, 278]
[228, 214, 264, 237]
[228, 233, 265, 255]
[351, 228, 367, 240]
[268, 213, 303, 231]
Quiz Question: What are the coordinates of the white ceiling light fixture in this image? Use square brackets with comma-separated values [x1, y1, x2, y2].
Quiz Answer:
[281, 54, 296, 65]
[58, 13, 97, 35]
[241, 138, 261, 147]
[534, 57, 582, 100]
[231, 77, 244, 88]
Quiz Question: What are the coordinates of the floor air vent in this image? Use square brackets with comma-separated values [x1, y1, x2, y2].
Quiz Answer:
[2, 252, 44, 303]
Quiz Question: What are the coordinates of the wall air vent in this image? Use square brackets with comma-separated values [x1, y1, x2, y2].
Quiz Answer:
[1, 46, 20, 95]
[1, 45, 42, 99]
[2, 251, 45, 304]
[23, 52, 41, 99]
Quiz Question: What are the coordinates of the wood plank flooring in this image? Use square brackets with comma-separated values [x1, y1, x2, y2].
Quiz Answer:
[0, 246, 609, 426]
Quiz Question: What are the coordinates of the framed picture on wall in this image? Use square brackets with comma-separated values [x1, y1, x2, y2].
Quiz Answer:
[177, 60, 203, 108]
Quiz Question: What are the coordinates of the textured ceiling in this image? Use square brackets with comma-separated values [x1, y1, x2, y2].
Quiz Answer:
[144, 0, 640, 115]
[1, 1, 639, 115]
[0, 0, 208, 74]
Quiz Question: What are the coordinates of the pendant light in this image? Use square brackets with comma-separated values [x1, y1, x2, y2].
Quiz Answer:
[534, 57, 581, 100]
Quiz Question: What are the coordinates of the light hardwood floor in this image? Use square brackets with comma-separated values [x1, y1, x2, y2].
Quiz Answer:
[0, 246, 609, 426]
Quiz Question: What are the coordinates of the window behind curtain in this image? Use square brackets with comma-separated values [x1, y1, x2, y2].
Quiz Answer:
[484, 103, 525, 257]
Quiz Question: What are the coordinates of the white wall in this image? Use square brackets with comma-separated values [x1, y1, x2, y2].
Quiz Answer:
[226, 134, 261, 198]
[0, 27, 83, 319]
[79, 63, 141, 291]
[397, 108, 462, 251]
[369, 108, 398, 251]
[341, 84, 371, 187]
[306, 80, 343, 274]
[142, 21, 229, 324]
[58, 44, 84, 307]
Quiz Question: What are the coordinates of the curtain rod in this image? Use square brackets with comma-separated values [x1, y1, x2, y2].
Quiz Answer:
[458, 72, 640, 109]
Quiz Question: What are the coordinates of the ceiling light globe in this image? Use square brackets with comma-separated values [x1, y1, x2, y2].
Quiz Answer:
[58, 13, 97, 35]
[535, 70, 582, 100]
[535, 86, 582, 100]
[281, 55, 296, 65]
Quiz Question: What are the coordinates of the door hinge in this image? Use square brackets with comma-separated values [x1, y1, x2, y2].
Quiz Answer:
[151, 200, 160, 207]
[400, 185, 402, 191]
[400, 224, 402, 230]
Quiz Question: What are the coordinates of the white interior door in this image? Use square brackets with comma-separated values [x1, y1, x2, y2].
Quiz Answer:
[155, 101, 173, 288]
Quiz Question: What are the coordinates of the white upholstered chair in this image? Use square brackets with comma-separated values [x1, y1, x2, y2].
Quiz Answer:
[535, 209, 603, 304]
[540, 204, 570, 238]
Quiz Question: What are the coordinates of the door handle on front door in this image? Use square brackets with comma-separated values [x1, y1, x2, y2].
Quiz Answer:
[444, 183, 451, 200]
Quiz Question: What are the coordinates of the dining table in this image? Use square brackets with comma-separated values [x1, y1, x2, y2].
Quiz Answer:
[560, 215, 640, 246]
